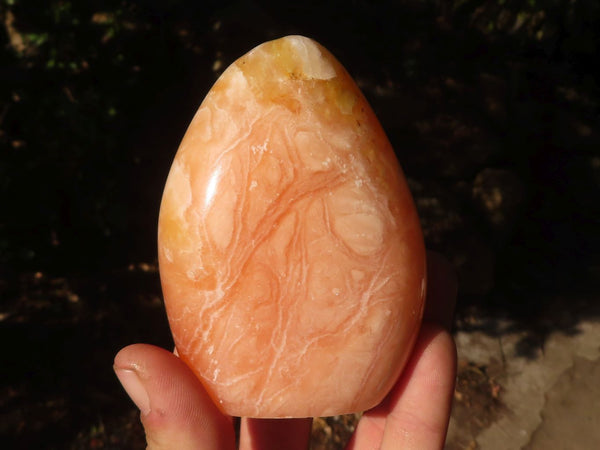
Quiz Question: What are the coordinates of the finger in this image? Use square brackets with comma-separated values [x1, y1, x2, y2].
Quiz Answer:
[378, 324, 456, 450]
[239, 417, 313, 450]
[423, 251, 457, 330]
[346, 251, 457, 449]
[347, 326, 456, 450]
[114, 344, 235, 450]
[345, 412, 385, 450]
[347, 324, 456, 450]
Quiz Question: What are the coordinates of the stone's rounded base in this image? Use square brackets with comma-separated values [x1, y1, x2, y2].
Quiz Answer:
[158, 35, 425, 418]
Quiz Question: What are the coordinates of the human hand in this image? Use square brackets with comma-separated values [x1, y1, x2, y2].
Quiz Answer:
[114, 251, 457, 449]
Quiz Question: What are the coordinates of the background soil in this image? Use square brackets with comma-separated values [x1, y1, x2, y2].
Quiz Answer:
[1, 1, 599, 448]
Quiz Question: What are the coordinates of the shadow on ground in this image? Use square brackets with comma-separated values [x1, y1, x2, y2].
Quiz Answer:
[1, 1, 599, 448]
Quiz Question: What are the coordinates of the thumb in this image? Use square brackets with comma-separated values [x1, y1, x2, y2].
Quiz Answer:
[114, 344, 235, 450]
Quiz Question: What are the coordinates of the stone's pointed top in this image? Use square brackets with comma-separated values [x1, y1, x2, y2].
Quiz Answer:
[237, 35, 337, 85]
[282, 35, 337, 80]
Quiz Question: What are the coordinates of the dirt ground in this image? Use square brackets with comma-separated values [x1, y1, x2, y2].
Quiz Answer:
[2, 1, 599, 448]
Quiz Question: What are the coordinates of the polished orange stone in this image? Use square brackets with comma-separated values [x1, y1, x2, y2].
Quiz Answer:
[158, 35, 426, 418]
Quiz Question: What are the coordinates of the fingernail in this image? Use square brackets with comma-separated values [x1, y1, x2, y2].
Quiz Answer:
[114, 367, 151, 415]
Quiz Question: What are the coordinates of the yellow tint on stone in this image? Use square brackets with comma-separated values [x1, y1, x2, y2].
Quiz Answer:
[158, 35, 426, 418]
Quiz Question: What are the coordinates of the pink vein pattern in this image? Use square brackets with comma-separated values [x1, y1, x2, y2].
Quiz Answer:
[158, 36, 426, 418]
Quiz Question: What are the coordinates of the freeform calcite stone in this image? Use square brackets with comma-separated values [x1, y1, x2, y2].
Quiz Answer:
[158, 35, 426, 418]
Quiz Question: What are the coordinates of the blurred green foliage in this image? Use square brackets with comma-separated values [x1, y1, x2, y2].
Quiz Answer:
[1, 1, 220, 271]
[1, 0, 598, 273]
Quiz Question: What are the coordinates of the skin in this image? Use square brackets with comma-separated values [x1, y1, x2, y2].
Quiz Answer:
[114, 251, 457, 449]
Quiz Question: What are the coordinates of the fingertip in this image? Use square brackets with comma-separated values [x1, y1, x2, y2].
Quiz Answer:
[113, 344, 234, 450]
[114, 365, 151, 415]
[413, 324, 457, 393]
